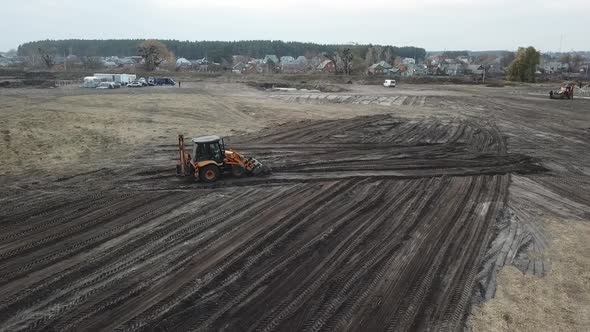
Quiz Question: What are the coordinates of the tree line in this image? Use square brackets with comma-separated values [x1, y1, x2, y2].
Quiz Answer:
[17, 39, 426, 63]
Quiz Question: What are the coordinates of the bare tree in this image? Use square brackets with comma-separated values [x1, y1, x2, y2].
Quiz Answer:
[364, 47, 378, 68]
[383, 47, 394, 64]
[265, 58, 277, 73]
[571, 54, 584, 72]
[560, 53, 572, 72]
[500, 51, 516, 68]
[82, 56, 104, 70]
[38, 47, 55, 69]
[372, 45, 384, 61]
[476, 54, 496, 65]
[137, 40, 171, 71]
[322, 51, 338, 72]
[323, 49, 353, 75]
[161, 52, 177, 71]
[341, 48, 353, 75]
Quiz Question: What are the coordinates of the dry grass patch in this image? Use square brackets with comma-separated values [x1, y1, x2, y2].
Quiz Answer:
[470, 219, 590, 331]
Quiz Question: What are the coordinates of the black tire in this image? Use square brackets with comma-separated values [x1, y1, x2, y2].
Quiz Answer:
[231, 165, 246, 178]
[199, 165, 220, 182]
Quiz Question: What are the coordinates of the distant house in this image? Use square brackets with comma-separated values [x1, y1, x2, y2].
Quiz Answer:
[245, 59, 264, 73]
[244, 63, 259, 74]
[281, 55, 308, 73]
[317, 60, 336, 73]
[401, 64, 418, 77]
[190, 58, 209, 71]
[402, 58, 416, 65]
[102, 61, 117, 68]
[53, 56, 65, 65]
[263, 55, 279, 65]
[232, 61, 258, 74]
[457, 56, 470, 64]
[0, 53, 20, 67]
[443, 64, 464, 76]
[402, 64, 428, 77]
[466, 64, 485, 75]
[387, 67, 401, 76]
[427, 65, 439, 75]
[540, 61, 568, 74]
[233, 62, 246, 73]
[280, 56, 295, 64]
[119, 58, 135, 67]
[105, 56, 120, 64]
[368, 61, 393, 75]
[308, 56, 322, 70]
[487, 64, 504, 76]
[176, 57, 192, 69]
[0, 58, 12, 67]
[130, 56, 143, 63]
[65, 54, 80, 64]
[414, 64, 428, 76]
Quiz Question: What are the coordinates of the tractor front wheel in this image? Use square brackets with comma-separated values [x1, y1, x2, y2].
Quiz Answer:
[231, 165, 246, 178]
[199, 165, 220, 183]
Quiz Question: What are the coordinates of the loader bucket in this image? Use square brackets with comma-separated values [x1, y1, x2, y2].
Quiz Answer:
[250, 158, 271, 176]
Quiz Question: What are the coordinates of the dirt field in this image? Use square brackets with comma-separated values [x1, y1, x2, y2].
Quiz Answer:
[1, 81, 589, 331]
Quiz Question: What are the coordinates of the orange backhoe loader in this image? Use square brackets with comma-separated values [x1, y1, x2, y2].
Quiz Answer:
[176, 134, 270, 182]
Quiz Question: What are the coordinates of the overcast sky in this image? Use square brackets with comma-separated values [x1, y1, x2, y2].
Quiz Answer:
[1, 0, 588, 52]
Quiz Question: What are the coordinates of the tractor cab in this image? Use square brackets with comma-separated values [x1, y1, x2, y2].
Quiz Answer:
[192, 135, 225, 164]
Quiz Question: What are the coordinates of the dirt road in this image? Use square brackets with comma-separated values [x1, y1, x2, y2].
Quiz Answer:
[1, 82, 589, 331]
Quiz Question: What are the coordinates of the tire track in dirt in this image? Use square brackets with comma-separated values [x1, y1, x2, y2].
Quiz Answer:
[0, 114, 543, 331]
[268, 94, 427, 107]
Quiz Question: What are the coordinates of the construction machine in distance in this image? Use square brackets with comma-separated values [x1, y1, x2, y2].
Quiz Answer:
[176, 134, 270, 182]
[549, 84, 574, 99]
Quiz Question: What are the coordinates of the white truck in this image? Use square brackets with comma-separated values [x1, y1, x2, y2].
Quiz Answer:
[93, 73, 137, 85]
[383, 79, 396, 88]
[82, 76, 101, 88]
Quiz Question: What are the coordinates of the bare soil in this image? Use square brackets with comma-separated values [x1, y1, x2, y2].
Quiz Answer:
[0, 81, 589, 331]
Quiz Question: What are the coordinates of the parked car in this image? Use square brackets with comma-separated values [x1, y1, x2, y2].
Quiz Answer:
[383, 79, 396, 88]
[147, 77, 155, 86]
[96, 82, 117, 89]
[138, 77, 148, 86]
[154, 77, 176, 86]
[127, 81, 143, 88]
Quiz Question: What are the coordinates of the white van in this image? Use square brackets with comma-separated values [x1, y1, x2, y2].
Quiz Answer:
[82, 76, 101, 88]
[383, 79, 396, 88]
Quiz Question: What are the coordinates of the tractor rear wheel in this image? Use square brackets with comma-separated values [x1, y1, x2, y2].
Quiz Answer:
[199, 165, 220, 182]
[231, 165, 246, 178]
